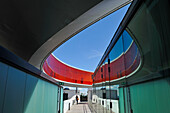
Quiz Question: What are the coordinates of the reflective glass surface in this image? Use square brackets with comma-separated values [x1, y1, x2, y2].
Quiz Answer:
[0, 62, 62, 113]
[91, 0, 170, 113]
[43, 54, 93, 85]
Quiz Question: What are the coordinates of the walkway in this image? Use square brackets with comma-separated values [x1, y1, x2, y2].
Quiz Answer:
[66, 102, 92, 113]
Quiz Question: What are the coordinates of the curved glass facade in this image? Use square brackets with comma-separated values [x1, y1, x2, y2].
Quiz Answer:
[93, 30, 141, 85]
[90, 0, 170, 113]
[43, 54, 93, 85]
[90, 29, 141, 113]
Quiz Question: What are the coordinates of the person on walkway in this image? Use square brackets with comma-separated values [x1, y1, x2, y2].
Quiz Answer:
[76, 95, 79, 104]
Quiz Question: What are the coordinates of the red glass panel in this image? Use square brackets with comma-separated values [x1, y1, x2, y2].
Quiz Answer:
[43, 54, 93, 85]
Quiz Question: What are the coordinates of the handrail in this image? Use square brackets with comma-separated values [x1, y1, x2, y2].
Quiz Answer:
[63, 95, 80, 113]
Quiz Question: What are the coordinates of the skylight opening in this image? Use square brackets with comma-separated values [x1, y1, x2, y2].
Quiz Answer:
[52, 4, 131, 72]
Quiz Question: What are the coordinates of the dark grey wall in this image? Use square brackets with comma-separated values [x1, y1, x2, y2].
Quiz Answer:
[0, 0, 101, 61]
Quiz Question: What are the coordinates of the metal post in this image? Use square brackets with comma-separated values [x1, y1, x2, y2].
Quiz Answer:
[76, 87, 78, 94]
[68, 103, 70, 110]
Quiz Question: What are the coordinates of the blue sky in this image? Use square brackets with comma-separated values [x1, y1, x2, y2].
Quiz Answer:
[109, 30, 133, 62]
[53, 4, 130, 72]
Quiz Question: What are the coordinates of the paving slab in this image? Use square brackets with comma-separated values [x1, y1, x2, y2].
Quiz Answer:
[66, 102, 92, 113]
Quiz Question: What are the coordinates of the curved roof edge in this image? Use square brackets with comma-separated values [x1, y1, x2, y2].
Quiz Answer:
[51, 53, 94, 73]
[28, 0, 132, 69]
[43, 54, 93, 85]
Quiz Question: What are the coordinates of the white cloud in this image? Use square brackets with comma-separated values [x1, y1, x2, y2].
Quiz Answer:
[88, 50, 103, 59]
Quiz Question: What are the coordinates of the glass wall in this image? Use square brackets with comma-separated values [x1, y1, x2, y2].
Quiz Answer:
[91, 29, 140, 112]
[127, 0, 170, 77]
[0, 62, 63, 113]
[91, 0, 170, 113]
[109, 35, 125, 81]
[43, 54, 93, 85]
[124, 0, 170, 113]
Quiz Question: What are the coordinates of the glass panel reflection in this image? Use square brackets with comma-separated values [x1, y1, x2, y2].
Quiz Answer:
[109, 35, 125, 81]
[91, 30, 141, 113]
[122, 30, 141, 77]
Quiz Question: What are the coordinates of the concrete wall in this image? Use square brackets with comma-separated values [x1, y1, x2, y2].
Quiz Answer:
[63, 95, 80, 113]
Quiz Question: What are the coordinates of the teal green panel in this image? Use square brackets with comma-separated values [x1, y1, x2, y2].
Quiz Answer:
[130, 85, 142, 113]
[130, 82, 156, 113]
[130, 84, 140, 113]
[60, 88, 63, 113]
[119, 87, 125, 113]
[24, 77, 45, 113]
[23, 74, 38, 113]
[121, 87, 130, 113]
[153, 78, 170, 113]
[3, 66, 26, 113]
[0, 62, 8, 112]
[130, 78, 170, 113]
[43, 81, 58, 113]
[124, 88, 128, 113]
